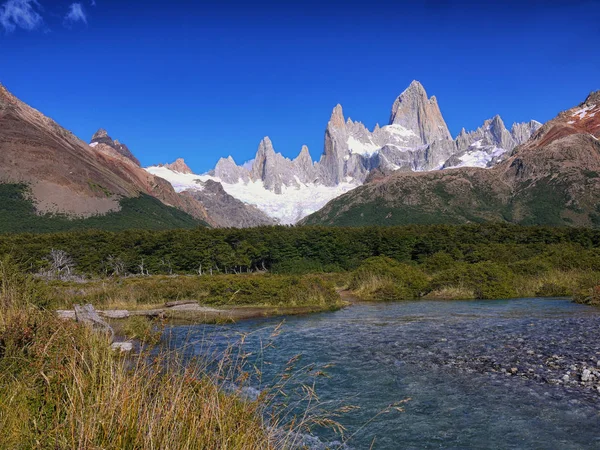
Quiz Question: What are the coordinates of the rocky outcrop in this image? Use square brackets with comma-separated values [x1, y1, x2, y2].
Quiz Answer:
[163, 158, 193, 174]
[90, 129, 141, 166]
[182, 180, 276, 228]
[213, 156, 251, 184]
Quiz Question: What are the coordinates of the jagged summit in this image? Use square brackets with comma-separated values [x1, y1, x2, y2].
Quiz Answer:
[389, 80, 452, 145]
[89, 128, 141, 166]
[585, 90, 600, 105]
[164, 158, 192, 174]
[328, 104, 346, 129]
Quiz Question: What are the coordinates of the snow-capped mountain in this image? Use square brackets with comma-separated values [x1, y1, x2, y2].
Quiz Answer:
[147, 81, 541, 225]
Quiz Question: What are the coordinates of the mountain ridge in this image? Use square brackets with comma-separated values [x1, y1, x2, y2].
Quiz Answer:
[302, 91, 600, 227]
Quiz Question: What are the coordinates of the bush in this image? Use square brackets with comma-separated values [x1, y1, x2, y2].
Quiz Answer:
[508, 257, 552, 277]
[430, 262, 517, 299]
[350, 256, 430, 301]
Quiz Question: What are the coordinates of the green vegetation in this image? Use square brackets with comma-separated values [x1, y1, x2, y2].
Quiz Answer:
[0, 183, 207, 233]
[3, 223, 600, 303]
[349, 257, 428, 301]
[121, 316, 162, 343]
[0, 258, 275, 449]
[44, 274, 343, 311]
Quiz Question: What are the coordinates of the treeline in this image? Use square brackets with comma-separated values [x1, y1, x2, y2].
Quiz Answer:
[3, 223, 600, 277]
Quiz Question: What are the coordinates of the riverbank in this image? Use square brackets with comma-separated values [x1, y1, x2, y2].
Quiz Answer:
[0, 258, 308, 449]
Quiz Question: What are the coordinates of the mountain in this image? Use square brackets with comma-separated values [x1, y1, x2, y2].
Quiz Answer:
[0, 83, 210, 231]
[302, 92, 600, 227]
[149, 81, 540, 223]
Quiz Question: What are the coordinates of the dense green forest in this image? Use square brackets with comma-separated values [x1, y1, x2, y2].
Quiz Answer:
[0, 184, 207, 233]
[4, 223, 600, 277]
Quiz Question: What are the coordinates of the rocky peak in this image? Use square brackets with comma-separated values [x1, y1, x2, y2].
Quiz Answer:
[389, 80, 452, 145]
[90, 128, 141, 166]
[294, 145, 316, 183]
[585, 90, 600, 105]
[214, 156, 250, 184]
[91, 128, 113, 146]
[0, 83, 17, 107]
[328, 104, 346, 129]
[164, 158, 192, 174]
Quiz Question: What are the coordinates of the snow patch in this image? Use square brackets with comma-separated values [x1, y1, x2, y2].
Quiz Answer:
[445, 146, 508, 169]
[89, 142, 98, 148]
[572, 105, 596, 120]
[346, 136, 381, 156]
[380, 124, 417, 139]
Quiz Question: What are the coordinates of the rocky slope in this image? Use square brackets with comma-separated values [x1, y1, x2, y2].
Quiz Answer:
[151, 81, 540, 223]
[181, 180, 276, 228]
[0, 83, 211, 227]
[302, 92, 600, 227]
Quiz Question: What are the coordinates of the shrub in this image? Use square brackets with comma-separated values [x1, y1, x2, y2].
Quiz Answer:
[430, 262, 517, 299]
[350, 256, 429, 301]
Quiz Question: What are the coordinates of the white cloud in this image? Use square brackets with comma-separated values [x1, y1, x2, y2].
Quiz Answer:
[65, 2, 86, 24]
[0, 0, 43, 33]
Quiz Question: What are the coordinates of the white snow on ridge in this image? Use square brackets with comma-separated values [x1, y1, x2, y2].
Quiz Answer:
[572, 105, 596, 120]
[380, 124, 416, 139]
[146, 166, 358, 224]
[346, 136, 381, 156]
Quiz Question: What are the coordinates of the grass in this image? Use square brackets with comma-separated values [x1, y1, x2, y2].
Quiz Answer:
[121, 315, 162, 343]
[44, 273, 344, 312]
[423, 286, 476, 300]
[347, 256, 600, 302]
[0, 257, 353, 449]
[0, 258, 277, 449]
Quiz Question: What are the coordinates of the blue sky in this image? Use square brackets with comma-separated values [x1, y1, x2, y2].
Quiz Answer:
[1, 0, 599, 173]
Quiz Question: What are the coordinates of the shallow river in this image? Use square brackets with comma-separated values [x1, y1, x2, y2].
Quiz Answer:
[166, 298, 600, 449]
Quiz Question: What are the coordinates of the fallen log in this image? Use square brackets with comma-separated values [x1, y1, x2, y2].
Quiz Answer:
[74, 304, 115, 342]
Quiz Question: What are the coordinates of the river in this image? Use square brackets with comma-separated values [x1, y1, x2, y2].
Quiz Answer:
[165, 298, 600, 449]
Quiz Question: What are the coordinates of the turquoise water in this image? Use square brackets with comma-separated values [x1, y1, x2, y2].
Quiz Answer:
[166, 298, 600, 449]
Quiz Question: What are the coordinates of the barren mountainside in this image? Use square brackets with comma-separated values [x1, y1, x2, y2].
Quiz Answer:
[0, 83, 214, 229]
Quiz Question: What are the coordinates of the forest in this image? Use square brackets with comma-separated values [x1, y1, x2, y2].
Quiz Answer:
[3, 223, 600, 276]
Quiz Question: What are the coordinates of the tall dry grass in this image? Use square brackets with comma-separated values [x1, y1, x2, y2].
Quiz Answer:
[0, 257, 346, 449]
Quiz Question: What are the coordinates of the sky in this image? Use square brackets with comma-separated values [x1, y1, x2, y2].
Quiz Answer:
[0, 0, 599, 173]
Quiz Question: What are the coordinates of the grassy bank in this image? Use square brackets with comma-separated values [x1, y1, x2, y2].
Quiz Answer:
[348, 256, 600, 302]
[43, 273, 345, 313]
[0, 259, 321, 449]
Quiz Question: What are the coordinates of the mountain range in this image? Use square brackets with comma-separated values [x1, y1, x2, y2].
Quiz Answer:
[0, 80, 598, 232]
[148, 81, 541, 224]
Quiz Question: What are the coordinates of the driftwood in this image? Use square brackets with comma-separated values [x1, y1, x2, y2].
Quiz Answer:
[74, 304, 115, 342]
[165, 300, 197, 308]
